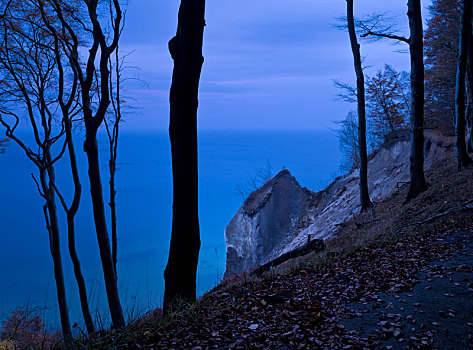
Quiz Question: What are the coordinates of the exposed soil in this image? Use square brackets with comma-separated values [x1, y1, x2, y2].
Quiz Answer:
[79, 155, 473, 349]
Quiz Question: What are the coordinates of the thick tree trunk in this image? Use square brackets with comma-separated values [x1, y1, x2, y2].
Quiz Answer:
[84, 131, 125, 328]
[163, 0, 205, 312]
[64, 125, 95, 335]
[40, 167, 71, 339]
[347, 0, 372, 211]
[456, 0, 473, 168]
[406, 0, 428, 201]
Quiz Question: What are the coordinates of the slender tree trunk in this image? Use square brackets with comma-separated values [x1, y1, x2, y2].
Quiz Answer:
[66, 211, 95, 334]
[467, 69, 473, 153]
[347, 0, 372, 211]
[406, 0, 428, 201]
[40, 166, 71, 339]
[64, 124, 95, 335]
[467, 12, 473, 153]
[109, 47, 121, 279]
[163, 0, 205, 312]
[457, 0, 473, 167]
[84, 130, 125, 328]
[110, 160, 118, 278]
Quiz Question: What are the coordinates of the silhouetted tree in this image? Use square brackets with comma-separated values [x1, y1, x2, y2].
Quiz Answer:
[406, 0, 428, 200]
[455, 0, 472, 168]
[346, 0, 372, 210]
[0, 0, 105, 336]
[467, 24, 473, 153]
[106, 41, 124, 279]
[164, 0, 206, 312]
[49, 0, 126, 328]
[359, 0, 427, 200]
[0, 1, 71, 337]
[37, 1, 95, 334]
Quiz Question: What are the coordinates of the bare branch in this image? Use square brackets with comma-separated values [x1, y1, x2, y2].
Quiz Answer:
[356, 12, 409, 44]
[31, 173, 46, 199]
[332, 79, 358, 103]
[360, 31, 409, 43]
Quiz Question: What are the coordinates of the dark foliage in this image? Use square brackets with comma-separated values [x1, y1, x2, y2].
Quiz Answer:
[424, 0, 462, 128]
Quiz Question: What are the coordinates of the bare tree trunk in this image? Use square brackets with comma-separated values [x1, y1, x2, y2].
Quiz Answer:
[467, 10, 473, 153]
[66, 213, 95, 334]
[406, 0, 428, 201]
[457, 0, 473, 168]
[163, 0, 205, 312]
[84, 131, 125, 328]
[40, 166, 71, 339]
[347, 0, 372, 211]
[70, 0, 125, 328]
[108, 47, 122, 279]
[36, 1, 95, 334]
[110, 158, 118, 277]
[64, 124, 95, 334]
[466, 58, 473, 153]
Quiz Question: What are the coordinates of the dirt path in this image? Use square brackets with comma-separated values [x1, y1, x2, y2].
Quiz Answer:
[341, 231, 473, 349]
[97, 225, 471, 349]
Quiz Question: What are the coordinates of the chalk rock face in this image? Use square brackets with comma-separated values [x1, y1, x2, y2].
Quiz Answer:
[224, 170, 316, 278]
[224, 131, 454, 278]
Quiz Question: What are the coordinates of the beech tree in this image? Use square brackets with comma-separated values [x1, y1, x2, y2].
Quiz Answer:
[37, 1, 95, 334]
[45, 0, 125, 328]
[164, 0, 206, 311]
[105, 41, 124, 279]
[366, 65, 410, 144]
[346, 0, 371, 210]
[454, 0, 472, 168]
[424, 0, 461, 127]
[336, 111, 360, 172]
[2, 0, 128, 332]
[0, 1, 72, 337]
[0, 0, 110, 336]
[359, 0, 427, 200]
[467, 22, 473, 153]
[406, 0, 428, 200]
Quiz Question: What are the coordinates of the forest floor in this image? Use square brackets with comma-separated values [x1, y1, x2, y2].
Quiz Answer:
[80, 155, 473, 350]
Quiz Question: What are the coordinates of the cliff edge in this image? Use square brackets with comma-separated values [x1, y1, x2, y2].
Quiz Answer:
[224, 131, 454, 278]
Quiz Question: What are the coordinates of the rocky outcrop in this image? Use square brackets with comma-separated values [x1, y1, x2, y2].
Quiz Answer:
[224, 170, 316, 278]
[224, 131, 454, 278]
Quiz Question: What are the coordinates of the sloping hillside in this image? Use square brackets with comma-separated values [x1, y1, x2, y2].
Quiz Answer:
[78, 135, 473, 349]
[225, 131, 454, 277]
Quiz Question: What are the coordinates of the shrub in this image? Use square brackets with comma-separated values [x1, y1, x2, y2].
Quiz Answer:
[0, 309, 60, 349]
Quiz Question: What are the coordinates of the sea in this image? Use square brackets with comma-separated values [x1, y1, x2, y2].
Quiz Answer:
[0, 129, 342, 330]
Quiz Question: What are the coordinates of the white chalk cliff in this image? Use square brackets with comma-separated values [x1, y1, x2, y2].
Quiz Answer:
[224, 132, 453, 278]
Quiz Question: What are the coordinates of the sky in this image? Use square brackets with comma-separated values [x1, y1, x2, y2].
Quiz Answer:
[118, 0, 432, 131]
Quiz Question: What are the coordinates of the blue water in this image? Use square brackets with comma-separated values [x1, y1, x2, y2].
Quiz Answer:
[0, 130, 341, 329]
